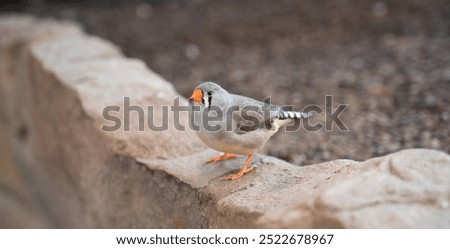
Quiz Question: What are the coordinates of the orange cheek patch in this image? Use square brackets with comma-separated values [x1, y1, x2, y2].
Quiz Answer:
[190, 89, 203, 103]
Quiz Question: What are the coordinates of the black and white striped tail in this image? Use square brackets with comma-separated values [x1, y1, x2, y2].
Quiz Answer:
[278, 110, 312, 120]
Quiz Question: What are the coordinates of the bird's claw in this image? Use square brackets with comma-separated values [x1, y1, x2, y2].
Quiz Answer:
[205, 153, 237, 164]
[223, 165, 255, 180]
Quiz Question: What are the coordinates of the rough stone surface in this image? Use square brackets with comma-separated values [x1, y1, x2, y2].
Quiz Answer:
[0, 15, 449, 228]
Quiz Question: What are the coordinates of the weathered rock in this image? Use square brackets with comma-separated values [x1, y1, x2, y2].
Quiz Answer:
[0, 15, 449, 228]
[257, 149, 450, 228]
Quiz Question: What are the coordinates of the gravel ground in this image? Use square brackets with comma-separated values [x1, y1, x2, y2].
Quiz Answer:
[2, 0, 449, 165]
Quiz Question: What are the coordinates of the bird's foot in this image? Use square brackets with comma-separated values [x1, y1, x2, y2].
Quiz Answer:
[223, 165, 255, 180]
[205, 153, 237, 164]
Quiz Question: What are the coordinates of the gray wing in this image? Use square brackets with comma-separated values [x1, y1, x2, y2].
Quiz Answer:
[228, 94, 282, 134]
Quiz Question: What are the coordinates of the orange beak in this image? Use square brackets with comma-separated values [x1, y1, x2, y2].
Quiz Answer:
[189, 89, 203, 103]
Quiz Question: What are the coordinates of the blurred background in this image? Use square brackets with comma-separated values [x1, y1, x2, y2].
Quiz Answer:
[0, 0, 448, 165]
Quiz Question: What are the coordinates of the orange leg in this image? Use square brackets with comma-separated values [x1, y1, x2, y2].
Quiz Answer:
[205, 153, 237, 164]
[223, 154, 255, 180]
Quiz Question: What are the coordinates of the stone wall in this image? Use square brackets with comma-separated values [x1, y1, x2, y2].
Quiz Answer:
[0, 15, 449, 228]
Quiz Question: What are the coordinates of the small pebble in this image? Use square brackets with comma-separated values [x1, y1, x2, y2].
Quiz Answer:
[185, 44, 200, 60]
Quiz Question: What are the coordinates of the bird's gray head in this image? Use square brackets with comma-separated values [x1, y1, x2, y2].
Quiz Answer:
[189, 82, 229, 108]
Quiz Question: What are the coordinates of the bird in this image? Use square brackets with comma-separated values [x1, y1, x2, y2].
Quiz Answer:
[188, 82, 311, 180]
